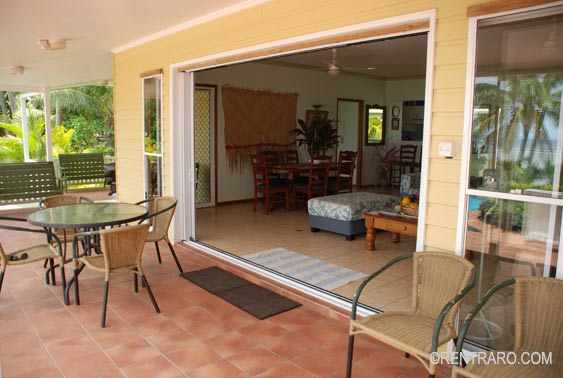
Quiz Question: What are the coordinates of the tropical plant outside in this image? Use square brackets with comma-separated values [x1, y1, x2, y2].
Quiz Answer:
[0, 86, 114, 163]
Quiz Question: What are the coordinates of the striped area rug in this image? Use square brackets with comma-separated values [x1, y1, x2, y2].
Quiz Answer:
[243, 248, 367, 291]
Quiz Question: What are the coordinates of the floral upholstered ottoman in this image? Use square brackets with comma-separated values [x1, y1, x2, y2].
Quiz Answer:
[307, 192, 400, 240]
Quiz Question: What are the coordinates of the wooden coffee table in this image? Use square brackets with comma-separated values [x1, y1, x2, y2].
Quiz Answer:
[364, 212, 418, 250]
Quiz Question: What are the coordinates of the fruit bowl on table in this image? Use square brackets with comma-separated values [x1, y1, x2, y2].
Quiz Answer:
[401, 205, 419, 217]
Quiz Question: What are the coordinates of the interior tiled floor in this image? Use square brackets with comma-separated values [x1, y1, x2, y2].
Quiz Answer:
[0, 193, 451, 378]
[195, 192, 416, 311]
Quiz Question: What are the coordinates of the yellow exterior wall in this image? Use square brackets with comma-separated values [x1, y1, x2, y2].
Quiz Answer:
[114, 0, 496, 251]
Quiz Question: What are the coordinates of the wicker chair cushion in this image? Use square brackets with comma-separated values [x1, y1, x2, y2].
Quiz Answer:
[1, 244, 60, 265]
[353, 312, 454, 355]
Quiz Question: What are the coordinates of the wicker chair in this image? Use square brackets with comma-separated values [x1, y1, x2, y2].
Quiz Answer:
[72, 224, 160, 327]
[346, 251, 476, 378]
[135, 196, 183, 273]
[452, 277, 563, 378]
[0, 216, 65, 296]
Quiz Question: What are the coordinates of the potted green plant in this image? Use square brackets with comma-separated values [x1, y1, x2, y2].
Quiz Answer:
[291, 106, 340, 159]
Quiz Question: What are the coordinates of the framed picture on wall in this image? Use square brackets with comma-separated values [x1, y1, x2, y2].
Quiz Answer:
[391, 117, 400, 130]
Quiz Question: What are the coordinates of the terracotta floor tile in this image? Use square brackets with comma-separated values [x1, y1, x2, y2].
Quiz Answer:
[56, 352, 122, 378]
[165, 341, 221, 372]
[19, 296, 65, 315]
[121, 356, 184, 378]
[328, 365, 385, 378]
[183, 317, 233, 340]
[187, 359, 248, 378]
[2, 345, 55, 377]
[46, 335, 102, 363]
[262, 332, 316, 359]
[228, 346, 286, 376]
[0, 317, 32, 338]
[298, 318, 348, 345]
[238, 321, 289, 344]
[256, 362, 316, 378]
[9, 366, 63, 378]
[106, 338, 161, 367]
[205, 329, 257, 358]
[131, 314, 182, 336]
[292, 347, 347, 377]
[355, 348, 419, 378]
[147, 327, 198, 353]
[270, 308, 317, 331]
[0, 329, 42, 357]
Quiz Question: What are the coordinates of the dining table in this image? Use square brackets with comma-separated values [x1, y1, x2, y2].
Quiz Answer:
[269, 162, 338, 179]
[27, 202, 149, 304]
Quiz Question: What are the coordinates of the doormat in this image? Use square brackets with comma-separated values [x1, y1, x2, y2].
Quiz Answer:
[180, 266, 301, 319]
[243, 248, 367, 291]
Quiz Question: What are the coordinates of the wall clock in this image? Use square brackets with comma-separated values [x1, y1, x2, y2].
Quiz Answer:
[392, 105, 400, 117]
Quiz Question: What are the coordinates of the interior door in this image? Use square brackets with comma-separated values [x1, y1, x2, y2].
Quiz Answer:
[336, 98, 363, 186]
[194, 85, 216, 208]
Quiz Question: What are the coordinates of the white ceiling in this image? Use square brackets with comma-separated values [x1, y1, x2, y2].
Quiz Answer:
[266, 34, 428, 79]
[1, 0, 429, 91]
[0, 0, 251, 90]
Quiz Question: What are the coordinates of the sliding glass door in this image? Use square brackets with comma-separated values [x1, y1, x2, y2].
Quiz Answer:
[461, 5, 563, 350]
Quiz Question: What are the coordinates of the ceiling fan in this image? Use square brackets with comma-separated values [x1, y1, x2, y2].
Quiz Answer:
[324, 48, 341, 76]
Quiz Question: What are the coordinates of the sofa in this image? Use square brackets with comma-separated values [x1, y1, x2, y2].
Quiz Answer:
[308, 192, 400, 240]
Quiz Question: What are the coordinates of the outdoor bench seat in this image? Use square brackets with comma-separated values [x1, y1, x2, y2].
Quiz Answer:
[308, 192, 400, 240]
[58, 153, 106, 191]
[0, 162, 63, 204]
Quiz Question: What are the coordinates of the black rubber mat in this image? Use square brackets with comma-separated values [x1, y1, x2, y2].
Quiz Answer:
[180, 266, 301, 319]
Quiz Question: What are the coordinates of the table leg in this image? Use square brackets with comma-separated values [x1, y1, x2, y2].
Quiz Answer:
[366, 227, 375, 250]
[391, 232, 400, 243]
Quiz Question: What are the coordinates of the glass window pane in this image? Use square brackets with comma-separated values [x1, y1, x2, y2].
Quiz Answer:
[469, 14, 563, 198]
[143, 77, 162, 154]
[463, 195, 561, 349]
[145, 155, 163, 198]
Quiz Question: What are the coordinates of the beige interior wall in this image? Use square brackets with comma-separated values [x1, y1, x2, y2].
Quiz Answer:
[114, 0, 494, 251]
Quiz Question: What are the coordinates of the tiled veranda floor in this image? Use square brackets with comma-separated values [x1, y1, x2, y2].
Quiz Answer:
[0, 201, 451, 378]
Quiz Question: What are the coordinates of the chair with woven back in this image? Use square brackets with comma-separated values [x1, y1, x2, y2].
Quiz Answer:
[452, 276, 563, 378]
[250, 154, 290, 215]
[135, 196, 183, 273]
[39, 194, 93, 281]
[293, 155, 332, 209]
[0, 216, 66, 297]
[389, 144, 418, 187]
[72, 224, 160, 327]
[328, 150, 356, 194]
[346, 251, 476, 378]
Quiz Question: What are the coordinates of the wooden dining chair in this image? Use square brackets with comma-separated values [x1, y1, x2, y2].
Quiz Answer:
[281, 149, 299, 164]
[293, 155, 331, 209]
[72, 224, 160, 327]
[328, 150, 356, 194]
[135, 196, 183, 273]
[389, 144, 418, 187]
[250, 155, 290, 214]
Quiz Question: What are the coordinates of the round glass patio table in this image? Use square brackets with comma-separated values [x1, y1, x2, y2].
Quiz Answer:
[27, 202, 149, 305]
[27, 202, 148, 229]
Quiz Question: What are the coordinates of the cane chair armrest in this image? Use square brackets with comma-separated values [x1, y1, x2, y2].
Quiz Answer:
[136, 199, 175, 224]
[350, 252, 414, 321]
[0, 218, 63, 256]
[431, 266, 477, 353]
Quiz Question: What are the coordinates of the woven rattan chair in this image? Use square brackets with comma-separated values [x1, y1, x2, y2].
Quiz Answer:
[39, 194, 93, 258]
[452, 277, 563, 378]
[0, 216, 65, 296]
[72, 224, 160, 327]
[136, 196, 183, 273]
[346, 251, 476, 378]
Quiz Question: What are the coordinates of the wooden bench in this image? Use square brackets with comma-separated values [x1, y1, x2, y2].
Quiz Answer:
[58, 153, 106, 191]
[0, 162, 63, 204]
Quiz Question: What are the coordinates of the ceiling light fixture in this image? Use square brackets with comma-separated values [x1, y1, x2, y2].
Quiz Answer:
[37, 39, 67, 51]
[8, 65, 24, 75]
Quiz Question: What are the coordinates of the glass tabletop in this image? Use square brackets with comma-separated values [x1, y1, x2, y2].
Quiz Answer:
[27, 203, 149, 229]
